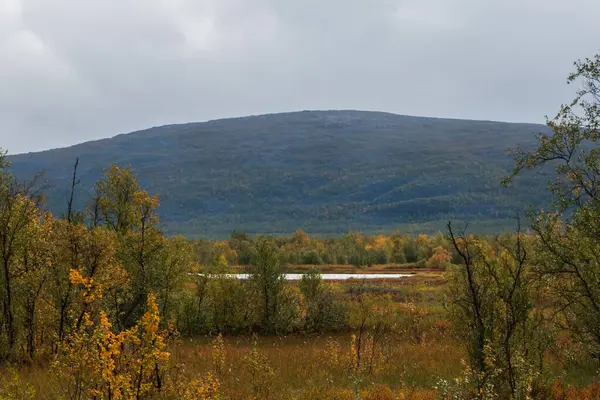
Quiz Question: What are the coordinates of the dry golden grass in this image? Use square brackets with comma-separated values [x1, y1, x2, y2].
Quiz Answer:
[10, 273, 458, 399]
[17, 333, 456, 399]
[8, 268, 600, 399]
[167, 333, 462, 398]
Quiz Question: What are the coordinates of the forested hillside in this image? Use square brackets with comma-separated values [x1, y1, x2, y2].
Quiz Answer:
[8, 110, 550, 236]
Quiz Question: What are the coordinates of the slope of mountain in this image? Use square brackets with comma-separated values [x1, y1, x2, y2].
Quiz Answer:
[7, 110, 551, 237]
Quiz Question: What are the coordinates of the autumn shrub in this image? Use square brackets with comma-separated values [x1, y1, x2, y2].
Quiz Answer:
[211, 333, 226, 377]
[323, 333, 390, 381]
[300, 268, 349, 333]
[433, 319, 452, 337]
[204, 272, 255, 333]
[271, 284, 303, 334]
[425, 246, 452, 268]
[0, 367, 36, 400]
[435, 360, 496, 400]
[346, 290, 398, 378]
[446, 226, 546, 399]
[361, 383, 397, 400]
[396, 302, 429, 343]
[176, 278, 209, 336]
[51, 291, 224, 400]
[53, 294, 172, 399]
[165, 372, 221, 400]
[247, 237, 305, 334]
[244, 337, 276, 399]
[323, 336, 352, 374]
[549, 379, 600, 400]
[436, 343, 539, 400]
[178, 264, 301, 336]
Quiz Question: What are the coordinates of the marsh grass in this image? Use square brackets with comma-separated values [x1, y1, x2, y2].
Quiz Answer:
[8, 269, 600, 399]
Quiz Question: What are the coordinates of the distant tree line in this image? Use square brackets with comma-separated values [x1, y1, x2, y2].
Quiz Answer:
[193, 229, 455, 269]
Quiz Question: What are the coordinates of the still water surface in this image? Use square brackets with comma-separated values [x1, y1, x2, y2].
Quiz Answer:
[227, 273, 411, 280]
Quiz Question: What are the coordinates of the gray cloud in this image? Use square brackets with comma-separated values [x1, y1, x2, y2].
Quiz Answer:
[1, 0, 599, 154]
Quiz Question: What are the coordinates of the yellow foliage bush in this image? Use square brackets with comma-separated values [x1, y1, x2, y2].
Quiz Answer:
[0, 367, 36, 400]
[361, 383, 396, 400]
[211, 333, 226, 376]
[176, 372, 221, 400]
[53, 294, 195, 400]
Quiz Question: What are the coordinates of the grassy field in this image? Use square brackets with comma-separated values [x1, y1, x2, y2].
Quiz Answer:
[8, 269, 457, 399]
[6, 266, 599, 399]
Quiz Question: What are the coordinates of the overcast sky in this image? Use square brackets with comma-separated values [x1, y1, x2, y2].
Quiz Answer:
[1, 0, 599, 154]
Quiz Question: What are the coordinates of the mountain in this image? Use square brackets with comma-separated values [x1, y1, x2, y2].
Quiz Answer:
[7, 110, 551, 237]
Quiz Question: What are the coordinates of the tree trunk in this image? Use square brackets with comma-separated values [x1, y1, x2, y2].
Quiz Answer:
[2, 259, 15, 357]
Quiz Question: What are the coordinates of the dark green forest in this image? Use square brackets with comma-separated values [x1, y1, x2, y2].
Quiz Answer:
[8, 110, 551, 237]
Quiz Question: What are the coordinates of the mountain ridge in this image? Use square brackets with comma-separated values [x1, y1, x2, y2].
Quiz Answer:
[7, 110, 551, 238]
[11, 110, 544, 156]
